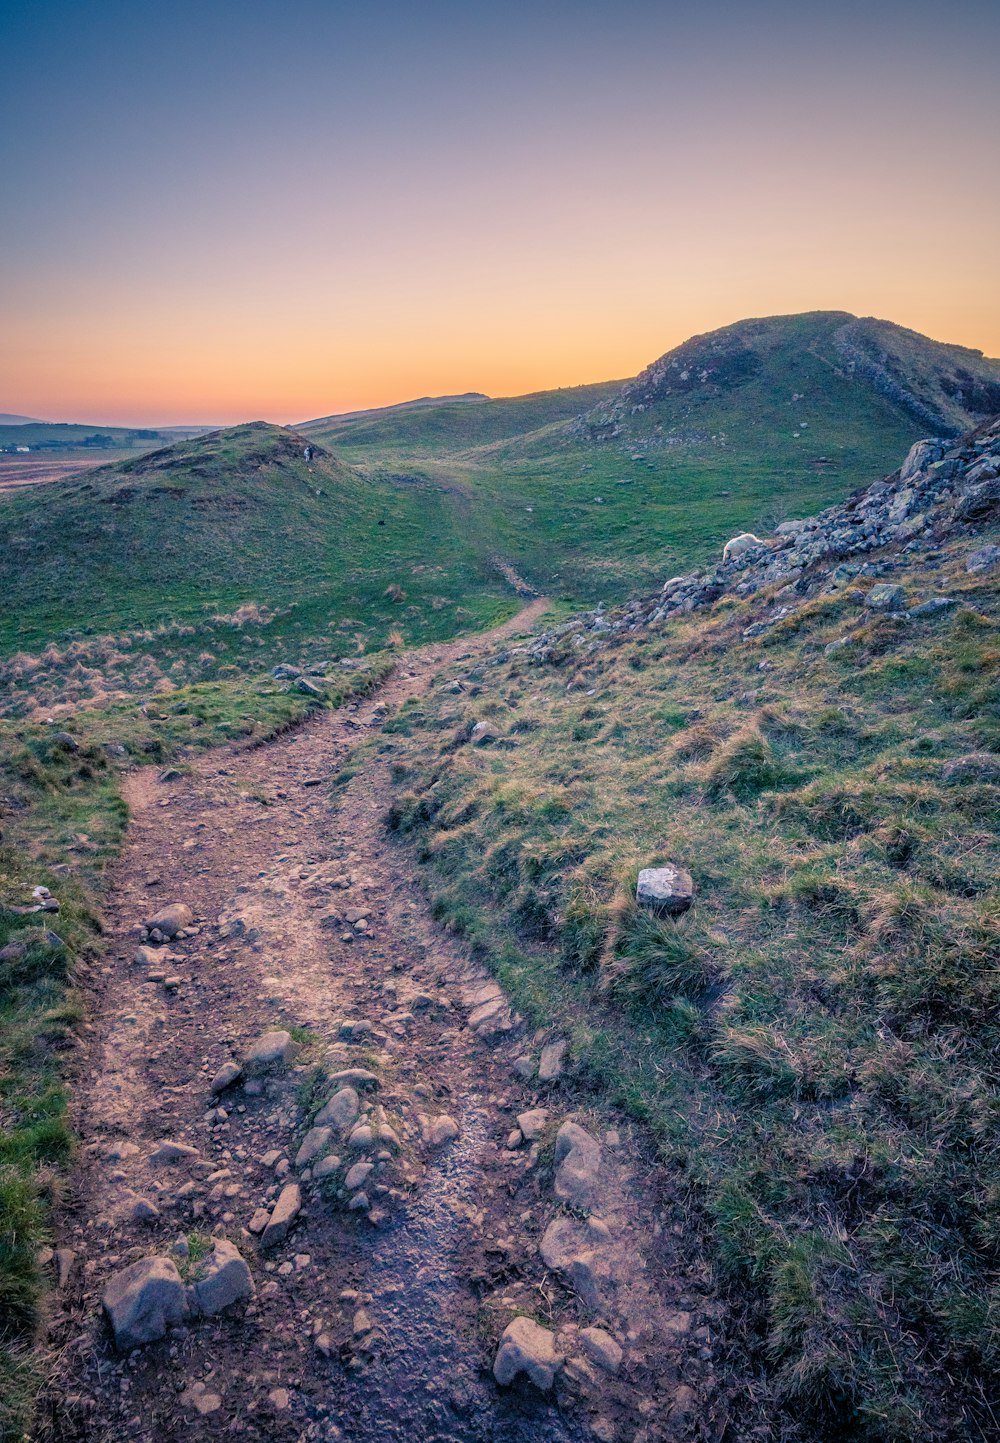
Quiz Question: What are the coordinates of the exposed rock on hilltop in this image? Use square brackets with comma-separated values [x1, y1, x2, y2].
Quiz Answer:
[578, 311, 1000, 447]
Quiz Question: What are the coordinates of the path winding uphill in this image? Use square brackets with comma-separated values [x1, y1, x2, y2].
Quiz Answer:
[41, 602, 719, 1443]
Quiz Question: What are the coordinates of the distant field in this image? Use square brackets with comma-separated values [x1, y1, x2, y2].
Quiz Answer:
[0, 454, 132, 491]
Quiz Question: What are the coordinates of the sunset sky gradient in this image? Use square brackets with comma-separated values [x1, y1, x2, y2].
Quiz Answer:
[2, 0, 999, 425]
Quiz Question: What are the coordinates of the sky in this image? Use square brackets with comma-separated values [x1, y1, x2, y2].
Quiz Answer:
[2, 0, 999, 426]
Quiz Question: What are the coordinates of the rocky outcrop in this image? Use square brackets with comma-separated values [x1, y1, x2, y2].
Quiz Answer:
[522, 413, 1000, 666]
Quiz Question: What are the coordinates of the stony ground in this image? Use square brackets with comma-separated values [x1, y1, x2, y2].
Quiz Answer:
[39, 604, 725, 1443]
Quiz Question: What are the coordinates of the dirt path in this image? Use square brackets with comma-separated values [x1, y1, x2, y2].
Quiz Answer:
[42, 601, 719, 1443]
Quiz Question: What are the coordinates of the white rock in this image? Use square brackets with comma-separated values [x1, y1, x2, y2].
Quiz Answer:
[246, 1030, 298, 1069]
[144, 903, 193, 939]
[636, 864, 694, 916]
[538, 1040, 567, 1082]
[579, 1326, 623, 1373]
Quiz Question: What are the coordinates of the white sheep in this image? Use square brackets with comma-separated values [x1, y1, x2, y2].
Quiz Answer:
[722, 532, 763, 563]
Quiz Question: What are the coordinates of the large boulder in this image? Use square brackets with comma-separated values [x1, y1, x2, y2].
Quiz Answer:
[636, 864, 694, 917]
[295, 1125, 334, 1169]
[144, 903, 193, 939]
[493, 1316, 563, 1390]
[192, 1239, 255, 1316]
[553, 1122, 602, 1209]
[865, 583, 906, 612]
[103, 1256, 186, 1350]
[899, 439, 946, 484]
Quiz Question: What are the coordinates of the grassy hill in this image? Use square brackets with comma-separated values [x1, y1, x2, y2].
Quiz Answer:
[303, 312, 1000, 606]
[4, 312, 999, 720]
[376, 414, 1000, 1440]
[0, 422, 522, 719]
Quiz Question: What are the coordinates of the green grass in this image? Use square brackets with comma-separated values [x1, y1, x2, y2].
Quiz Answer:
[374, 519, 1000, 1440]
[6, 312, 994, 711]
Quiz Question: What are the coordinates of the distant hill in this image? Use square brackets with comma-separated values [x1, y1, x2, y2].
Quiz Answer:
[578, 311, 1000, 447]
[0, 412, 42, 425]
[299, 381, 623, 453]
[299, 392, 488, 431]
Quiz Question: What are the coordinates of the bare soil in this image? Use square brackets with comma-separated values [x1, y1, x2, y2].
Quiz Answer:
[40, 604, 727, 1443]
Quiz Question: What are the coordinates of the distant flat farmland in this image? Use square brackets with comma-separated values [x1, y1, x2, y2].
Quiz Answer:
[0, 453, 126, 491]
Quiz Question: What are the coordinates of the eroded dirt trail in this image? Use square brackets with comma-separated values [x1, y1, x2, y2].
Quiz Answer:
[44, 601, 719, 1443]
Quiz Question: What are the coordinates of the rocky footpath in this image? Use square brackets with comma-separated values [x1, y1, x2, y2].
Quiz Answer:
[527, 415, 1000, 663]
[39, 603, 726, 1443]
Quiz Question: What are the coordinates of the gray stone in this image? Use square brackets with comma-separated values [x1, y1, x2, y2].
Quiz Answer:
[540, 1217, 610, 1309]
[103, 1255, 186, 1350]
[245, 1030, 298, 1069]
[517, 1108, 549, 1141]
[636, 864, 694, 916]
[347, 1123, 375, 1151]
[130, 1197, 161, 1224]
[327, 1068, 379, 1090]
[210, 1060, 243, 1094]
[314, 1085, 360, 1132]
[192, 1238, 254, 1315]
[149, 1140, 199, 1166]
[578, 1327, 623, 1374]
[909, 597, 958, 617]
[313, 1154, 341, 1181]
[296, 677, 325, 698]
[553, 1122, 602, 1209]
[967, 545, 1000, 574]
[493, 1316, 563, 1390]
[424, 1114, 460, 1146]
[865, 583, 906, 611]
[272, 664, 301, 679]
[538, 1039, 568, 1082]
[344, 1161, 373, 1191]
[144, 903, 193, 939]
[260, 1183, 301, 1249]
[295, 1126, 333, 1169]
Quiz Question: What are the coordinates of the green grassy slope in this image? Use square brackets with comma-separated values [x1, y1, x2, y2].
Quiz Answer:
[5, 313, 998, 718]
[0, 423, 519, 716]
[300, 380, 623, 453]
[375, 434, 1000, 1439]
[307, 313, 1000, 607]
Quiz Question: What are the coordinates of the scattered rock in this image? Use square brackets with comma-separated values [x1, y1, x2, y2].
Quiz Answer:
[967, 545, 1000, 573]
[493, 1316, 563, 1391]
[344, 1161, 374, 1191]
[260, 1183, 302, 1249]
[423, 1114, 460, 1146]
[636, 864, 694, 916]
[538, 1039, 568, 1082]
[129, 1197, 161, 1224]
[540, 1217, 611, 1309]
[245, 1030, 298, 1069]
[179, 1381, 223, 1415]
[210, 1060, 243, 1094]
[149, 1140, 199, 1166]
[517, 1108, 549, 1141]
[295, 1125, 333, 1169]
[315, 1085, 360, 1132]
[578, 1327, 623, 1373]
[553, 1122, 602, 1209]
[144, 903, 193, 939]
[865, 583, 906, 611]
[102, 1255, 186, 1350]
[313, 1154, 341, 1180]
[192, 1238, 255, 1316]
